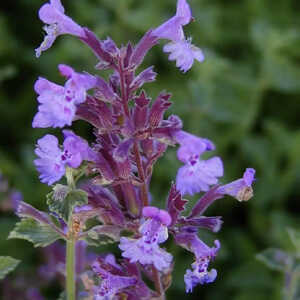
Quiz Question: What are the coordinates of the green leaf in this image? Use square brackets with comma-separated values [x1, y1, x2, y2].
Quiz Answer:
[83, 225, 122, 247]
[8, 218, 62, 247]
[47, 185, 88, 222]
[0, 256, 20, 280]
[287, 227, 300, 253]
[256, 248, 293, 272]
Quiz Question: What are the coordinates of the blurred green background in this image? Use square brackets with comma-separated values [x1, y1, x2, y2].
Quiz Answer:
[0, 0, 300, 299]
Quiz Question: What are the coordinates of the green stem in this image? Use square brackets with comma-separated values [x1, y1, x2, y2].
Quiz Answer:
[66, 238, 76, 300]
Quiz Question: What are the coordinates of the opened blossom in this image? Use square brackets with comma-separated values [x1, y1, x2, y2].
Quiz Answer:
[36, 0, 85, 57]
[176, 232, 220, 292]
[34, 131, 95, 185]
[33, 64, 96, 128]
[92, 258, 137, 300]
[153, 0, 204, 72]
[175, 131, 223, 196]
[119, 207, 173, 271]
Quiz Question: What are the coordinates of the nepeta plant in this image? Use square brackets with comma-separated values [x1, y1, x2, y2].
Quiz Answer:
[7, 0, 256, 299]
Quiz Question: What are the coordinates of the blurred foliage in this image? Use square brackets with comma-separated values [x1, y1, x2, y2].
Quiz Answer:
[0, 0, 300, 299]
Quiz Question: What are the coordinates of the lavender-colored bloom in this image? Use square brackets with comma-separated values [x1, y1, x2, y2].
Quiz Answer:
[33, 65, 96, 128]
[34, 132, 95, 185]
[119, 206, 173, 271]
[153, 0, 204, 72]
[176, 232, 220, 292]
[36, 0, 85, 57]
[217, 168, 256, 201]
[34, 135, 65, 185]
[92, 258, 137, 299]
[63, 130, 96, 168]
[184, 238, 220, 292]
[163, 38, 205, 73]
[175, 131, 223, 196]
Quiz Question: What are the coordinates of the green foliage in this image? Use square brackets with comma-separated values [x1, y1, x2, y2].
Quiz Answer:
[83, 225, 122, 247]
[8, 218, 62, 247]
[0, 256, 20, 280]
[288, 228, 300, 254]
[256, 248, 293, 272]
[47, 185, 88, 222]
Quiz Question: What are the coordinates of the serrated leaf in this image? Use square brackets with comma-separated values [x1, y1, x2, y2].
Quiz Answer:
[47, 185, 88, 222]
[0, 256, 20, 279]
[256, 248, 293, 272]
[83, 225, 122, 247]
[8, 218, 62, 247]
[287, 228, 300, 253]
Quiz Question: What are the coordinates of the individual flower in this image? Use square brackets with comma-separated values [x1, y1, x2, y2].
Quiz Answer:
[119, 206, 173, 271]
[153, 0, 204, 72]
[176, 232, 220, 293]
[217, 168, 256, 201]
[36, 0, 85, 57]
[175, 131, 223, 196]
[92, 255, 137, 300]
[32, 64, 96, 128]
[34, 131, 95, 185]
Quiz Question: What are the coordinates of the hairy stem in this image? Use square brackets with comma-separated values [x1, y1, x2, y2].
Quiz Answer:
[119, 61, 130, 118]
[66, 238, 76, 300]
[118, 59, 149, 209]
[152, 265, 165, 300]
[133, 141, 149, 206]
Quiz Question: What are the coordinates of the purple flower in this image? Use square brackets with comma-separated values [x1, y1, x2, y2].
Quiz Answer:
[175, 131, 223, 196]
[153, 0, 204, 72]
[92, 256, 137, 299]
[62, 130, 96, 168]
[176, 232, 220, 292]
[33, 65, 96, 128]
[36, 0, 85, 57]
[217, 168, 256, 201]
[34, 131, 95, 185]
[119, 206, 173, 271]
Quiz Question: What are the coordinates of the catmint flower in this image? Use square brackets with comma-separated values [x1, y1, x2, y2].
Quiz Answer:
[217, 168, 256, 202]
[176, 232, 220, 292]
[175, 131, 223, 196]
[36, 0, 85, 57]
[92, 256, 137, 299]
[119, 206, 173, 271]
[34, 131, 95, 185]
[153, 0, 204, 72]
[32, 65, 96, 128]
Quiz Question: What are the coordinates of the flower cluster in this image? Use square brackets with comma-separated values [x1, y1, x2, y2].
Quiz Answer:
[21, 0, 257, 298]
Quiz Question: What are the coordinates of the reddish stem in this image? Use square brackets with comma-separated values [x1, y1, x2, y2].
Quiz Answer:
[152, 265, 165, 300]
[133, 141, 149, 206]
[118, 58, 149, 207]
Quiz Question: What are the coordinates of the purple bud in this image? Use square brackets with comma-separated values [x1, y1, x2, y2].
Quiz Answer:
[149, 92, 172, 128]
[94, 76, 119, 103]
[180, 216, 223, 233]
[81, 28, 115, 68]
[133, 91, 150, 130]
[130, 30, 158, 68]
[102, 37, 119, 57]
[129, 66, 157, 91]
